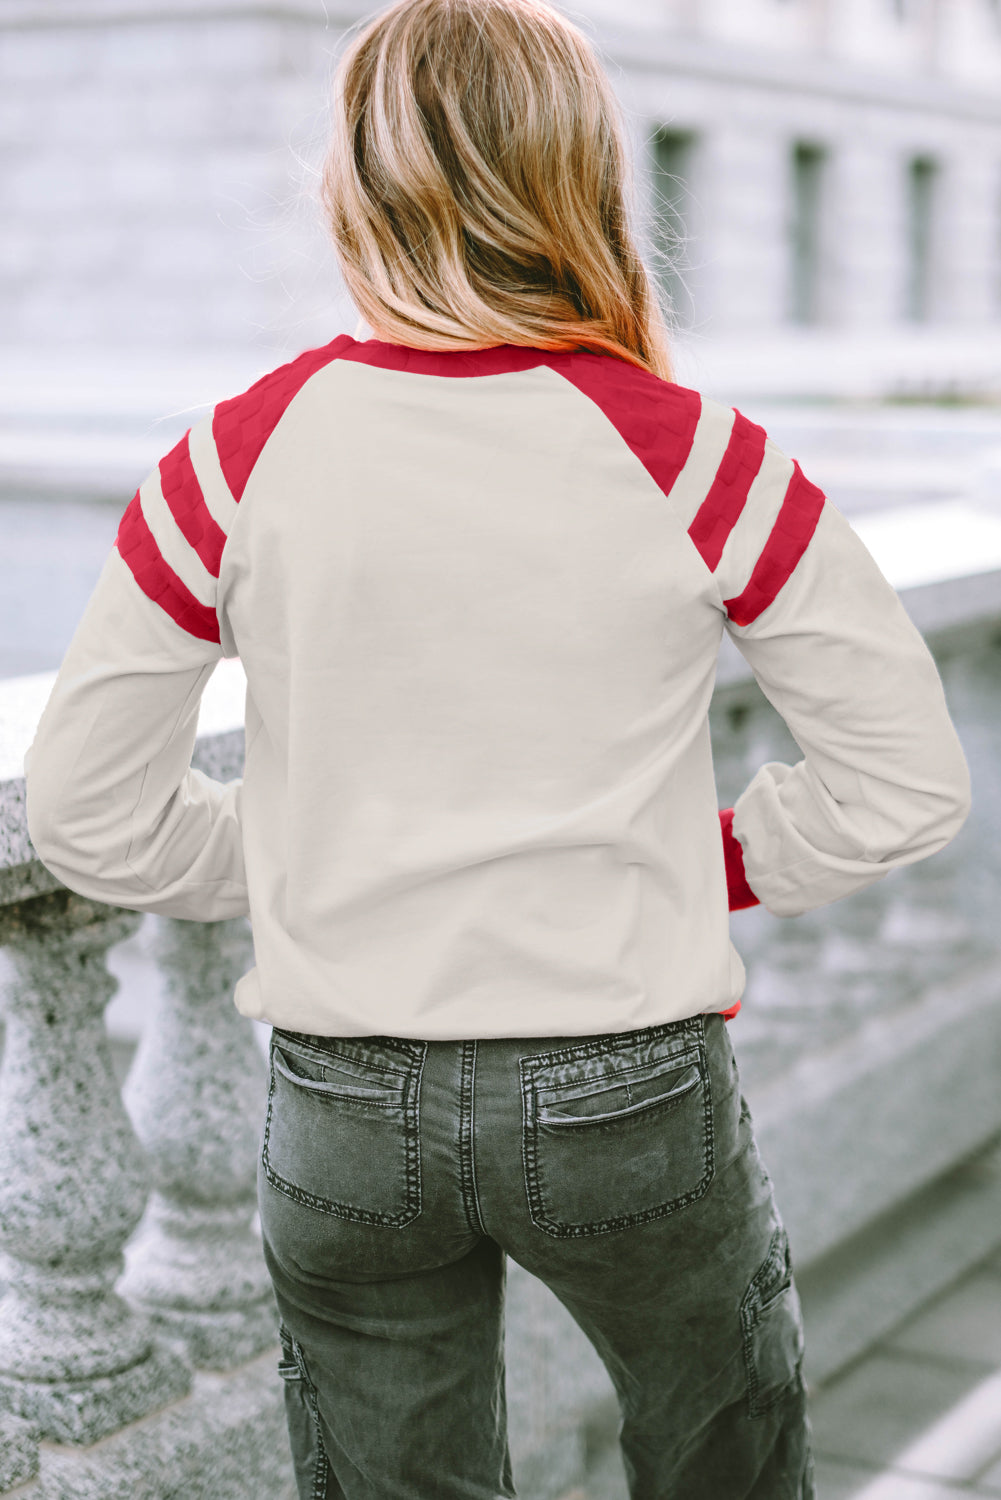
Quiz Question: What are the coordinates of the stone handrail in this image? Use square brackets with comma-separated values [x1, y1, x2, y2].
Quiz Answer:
[1, 516, 1001, 1495]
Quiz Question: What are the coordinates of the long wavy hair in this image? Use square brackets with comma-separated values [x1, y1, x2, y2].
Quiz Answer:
[321, 0, 673, 379]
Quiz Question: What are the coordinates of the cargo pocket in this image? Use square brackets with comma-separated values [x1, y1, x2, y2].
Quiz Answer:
[277, 1322, 332, 1500]
[740, 1225, 806, 1418]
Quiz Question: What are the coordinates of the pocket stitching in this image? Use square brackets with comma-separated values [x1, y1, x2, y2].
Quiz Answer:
[261, 1040, 426, 1226]
[272, 1030, 411, 1084]
[271, 1044, 406, 1103]
[520, 1021, 715, 1238]
[536, 1054, 702, 1127]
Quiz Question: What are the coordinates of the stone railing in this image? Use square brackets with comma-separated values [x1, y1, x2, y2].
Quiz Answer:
[2, 541, 1001, 1497]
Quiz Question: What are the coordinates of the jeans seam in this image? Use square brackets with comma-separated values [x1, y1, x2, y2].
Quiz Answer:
[278, 1323, 331, 1500]
[459, 1039, 486, 1234]
[296, 1334, 331, 1500]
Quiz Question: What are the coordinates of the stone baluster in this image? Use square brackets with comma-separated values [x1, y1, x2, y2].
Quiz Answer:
[0, 891, 190, 1445]
[119, 915, 277, 1369]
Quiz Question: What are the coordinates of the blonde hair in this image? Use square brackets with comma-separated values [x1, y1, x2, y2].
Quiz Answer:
[322, 0, 673, 380]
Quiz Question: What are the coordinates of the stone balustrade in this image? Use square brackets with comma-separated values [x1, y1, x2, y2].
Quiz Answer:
[1, 546, 1001, 1497]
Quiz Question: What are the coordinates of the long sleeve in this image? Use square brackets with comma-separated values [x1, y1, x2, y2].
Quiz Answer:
[24, 412, 249, 921]
[690, 418, 971, 917]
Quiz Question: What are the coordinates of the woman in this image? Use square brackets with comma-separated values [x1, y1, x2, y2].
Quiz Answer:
[24, 1, 971, 1496]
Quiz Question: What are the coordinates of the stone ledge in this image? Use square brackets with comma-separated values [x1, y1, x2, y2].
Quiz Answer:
[798, 1133, 1001, 1386]
[750, 955, 1001, 1265]
[2, 1350, 295, 1500]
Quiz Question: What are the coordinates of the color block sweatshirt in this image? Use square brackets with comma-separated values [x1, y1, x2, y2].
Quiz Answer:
[23, 338, 971, 1039]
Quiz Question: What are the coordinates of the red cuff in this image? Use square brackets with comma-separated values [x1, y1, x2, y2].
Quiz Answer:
[719, 808, 760, 912]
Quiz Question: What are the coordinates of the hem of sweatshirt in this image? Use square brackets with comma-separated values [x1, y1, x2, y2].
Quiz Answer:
[234, 966, 742, 1038]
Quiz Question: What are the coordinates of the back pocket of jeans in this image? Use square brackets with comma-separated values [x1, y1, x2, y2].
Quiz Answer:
[740, 1225, 805, 1417]
[261, 1032, 423, 1226]
[521, 1026, 713, 1237]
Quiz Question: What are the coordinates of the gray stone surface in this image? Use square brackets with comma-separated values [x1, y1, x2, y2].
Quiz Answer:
[796, 1133, 1001, 1385]
[0, 1414, 39, 1491]
[748, 957, 1001, 1268]
[5, 1348, 296, 1500]
[120, 916, 276, 1370]
[809, 1352, 993, 1478]
[885, 1266, 1001, 1367]
[0, 894, 190, 1444]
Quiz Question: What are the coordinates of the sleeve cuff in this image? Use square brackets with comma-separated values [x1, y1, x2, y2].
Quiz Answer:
[719, 807, 760, 912]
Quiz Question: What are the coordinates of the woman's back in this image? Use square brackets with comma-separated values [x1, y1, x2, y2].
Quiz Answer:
[27, 332, 969, 1040]
[161, 337, 730, 1035]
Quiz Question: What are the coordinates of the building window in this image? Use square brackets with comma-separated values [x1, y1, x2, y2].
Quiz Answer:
[906, 155, 938, 321]
[650, 128, 697, 329]
[789, 142, 826, 324]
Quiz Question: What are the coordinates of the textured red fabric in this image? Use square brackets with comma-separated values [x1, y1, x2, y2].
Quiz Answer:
[212, 335, 703, 517]
[719, 807, 759, 911]
[158, 430, 228, 578]
[115, 490, 221, 644]
[688, 411, 767, 571]
[212, 334, 355, 502]
[724, 463, 826, 626]
[544, 352, 703, 501]
[337, 339, 546, 380]
[122, 335, 705, 645]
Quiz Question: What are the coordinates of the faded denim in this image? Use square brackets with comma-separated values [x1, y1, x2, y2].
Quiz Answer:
[257, 1012, 816, 1500]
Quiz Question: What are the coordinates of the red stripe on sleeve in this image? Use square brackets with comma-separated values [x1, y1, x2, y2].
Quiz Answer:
[115, 490, 221, 644]
[724, 463, 826, 627]
[212, 334, 354, 502]
[688, 412, 767, 571]
[158, 431, 228, 578]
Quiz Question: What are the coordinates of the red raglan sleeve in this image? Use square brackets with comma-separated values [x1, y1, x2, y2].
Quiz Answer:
[23, 409, 249, 920]
[668, 396, 970, 918]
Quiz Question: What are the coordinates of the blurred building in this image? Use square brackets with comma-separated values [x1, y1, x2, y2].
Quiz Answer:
[1, 0, 1001, 397]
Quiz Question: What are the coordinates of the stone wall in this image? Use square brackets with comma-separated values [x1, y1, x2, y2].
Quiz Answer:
[0, 1, 352, 356]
